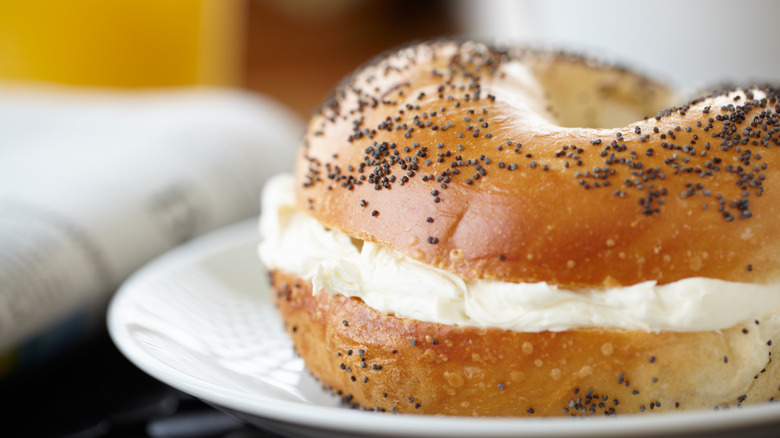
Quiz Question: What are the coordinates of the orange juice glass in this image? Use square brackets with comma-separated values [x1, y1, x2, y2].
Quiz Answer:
[0, 0, 243, 87]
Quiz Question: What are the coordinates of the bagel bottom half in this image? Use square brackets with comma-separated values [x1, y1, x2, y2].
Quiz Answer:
[270, 270, 780, 417]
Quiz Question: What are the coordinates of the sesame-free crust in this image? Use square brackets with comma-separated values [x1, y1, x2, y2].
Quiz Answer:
[295, 39, 780, 288]
[271, 270, 780, 416]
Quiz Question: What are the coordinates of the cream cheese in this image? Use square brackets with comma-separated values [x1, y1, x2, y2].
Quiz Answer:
[259, 173, 780, 332]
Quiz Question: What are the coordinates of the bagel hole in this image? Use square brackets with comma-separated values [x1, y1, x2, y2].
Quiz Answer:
[531, 60, 676, 129]
[544, 84, 673, 129]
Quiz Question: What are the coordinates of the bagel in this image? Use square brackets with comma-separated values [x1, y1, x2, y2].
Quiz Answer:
[259, 39, 780, 416]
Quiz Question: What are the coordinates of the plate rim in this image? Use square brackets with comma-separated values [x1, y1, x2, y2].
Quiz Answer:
[107, 218, 780, 437]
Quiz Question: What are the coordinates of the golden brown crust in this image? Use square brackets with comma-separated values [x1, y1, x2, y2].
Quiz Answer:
[294, 39, 780, 287]
[271, 270, 780, 416]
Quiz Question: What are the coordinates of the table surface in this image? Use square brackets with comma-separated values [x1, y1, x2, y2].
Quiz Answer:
[0, 331, 283, 438]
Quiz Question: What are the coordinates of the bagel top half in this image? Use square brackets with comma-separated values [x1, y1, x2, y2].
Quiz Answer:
[294, 39, 780, 289]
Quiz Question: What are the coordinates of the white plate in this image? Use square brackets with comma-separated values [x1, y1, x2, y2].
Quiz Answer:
[108, 218, 780, 438]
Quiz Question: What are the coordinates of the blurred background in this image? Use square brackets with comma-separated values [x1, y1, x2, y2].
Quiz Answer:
[1, 0, 779, 437]
[2, 0, 778, 117]
[0, 0, 457, 117]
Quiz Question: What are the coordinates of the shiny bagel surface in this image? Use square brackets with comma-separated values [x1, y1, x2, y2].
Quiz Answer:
[294, 39, 780, 288]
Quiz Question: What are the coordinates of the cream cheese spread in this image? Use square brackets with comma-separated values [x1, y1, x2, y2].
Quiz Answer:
[259, 173, 780, 332]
